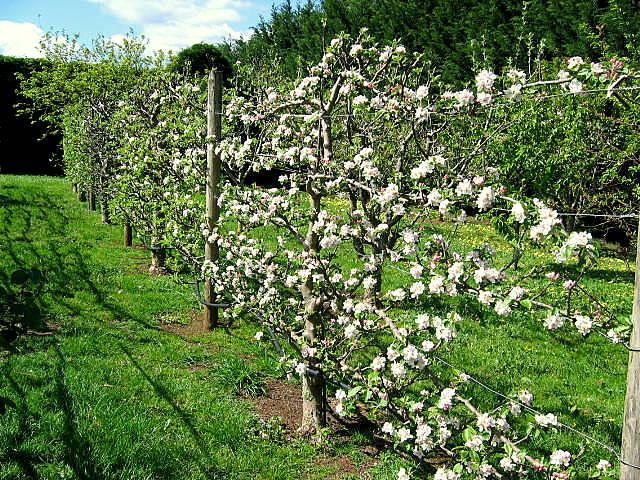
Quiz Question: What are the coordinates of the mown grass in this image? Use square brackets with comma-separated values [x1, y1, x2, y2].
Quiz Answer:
[0, 175, 634, 479]
[0, 175, 406, 480]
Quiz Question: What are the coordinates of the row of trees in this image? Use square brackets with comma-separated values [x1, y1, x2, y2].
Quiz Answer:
[5, 1, 639, 240]
[219, 0, 640, 240]
[19, 30, 640, 479]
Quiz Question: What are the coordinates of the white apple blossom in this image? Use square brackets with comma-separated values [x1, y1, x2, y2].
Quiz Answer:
[438, 388, 456, 410]
[544, 313, 565, 331]
[567, 56, 584, 69]
[535, 413, 559, 427]
[453, 89, 474, 107]
[475, 69, 497, 92]
[511, 202, 526, 223]
[574, 315, 593, 335]
[397, 468, 410, 480]
[477, 186, 495, 211]
[550, 450, 571, 467]
[568, 78, 583, 93]
[371, 355, 386, 371]
[455, 179, 473, 196]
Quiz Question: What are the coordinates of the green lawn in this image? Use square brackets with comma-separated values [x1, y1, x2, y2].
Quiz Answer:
[0, 175, 404, 480]
[0, 175, 634, 479]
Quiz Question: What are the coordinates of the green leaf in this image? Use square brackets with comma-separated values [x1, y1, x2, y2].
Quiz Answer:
[347, 386, 362, 398]
[462, 426, 477, 441]
[520, 299, 533, 310]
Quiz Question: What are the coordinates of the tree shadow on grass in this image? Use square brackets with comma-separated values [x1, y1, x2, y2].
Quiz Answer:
[0, 349, 105, 479]
[119, 343, 228, 479]
[53, 345, 105, 480]
[0, 187, 162, 336]
[0, 184, 221, 478]
[0, 371, 43, 480]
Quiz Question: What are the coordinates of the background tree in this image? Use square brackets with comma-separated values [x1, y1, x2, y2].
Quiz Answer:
[225, 0, 640, 85]
[170, 42, 233, 79]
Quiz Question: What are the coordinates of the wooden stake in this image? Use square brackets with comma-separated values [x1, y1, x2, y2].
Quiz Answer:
[621, 215, 640, 480]
[204, 69, 223, 329]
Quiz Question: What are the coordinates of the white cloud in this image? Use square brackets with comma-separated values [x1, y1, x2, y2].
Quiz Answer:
[88, 0, 254, 51]
[0, 21, 44, 58]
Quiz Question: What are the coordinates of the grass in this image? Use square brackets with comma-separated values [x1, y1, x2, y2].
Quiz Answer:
[0, 174, 634, 478]
[0, 175, 405, 480]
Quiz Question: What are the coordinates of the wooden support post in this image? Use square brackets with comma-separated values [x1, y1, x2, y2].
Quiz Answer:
[88, 191, 96, 211]
[124, 224, 133, 247]
[203, 69, 223, 330]
[622, 214, 640, 480]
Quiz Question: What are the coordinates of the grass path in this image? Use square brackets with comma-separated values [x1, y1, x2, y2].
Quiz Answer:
[0, 175, 398, 480]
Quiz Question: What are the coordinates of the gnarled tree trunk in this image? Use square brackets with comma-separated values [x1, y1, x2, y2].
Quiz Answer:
[124, 223, 133, 247]
[149, 245, 167, 275]
[299, 184, 326, 435]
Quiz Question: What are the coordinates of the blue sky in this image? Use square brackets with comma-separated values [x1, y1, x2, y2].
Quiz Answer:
[0, 0, 276, 57]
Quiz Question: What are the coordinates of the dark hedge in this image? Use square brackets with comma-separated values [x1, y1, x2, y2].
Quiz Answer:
[0, 56, 61, 175]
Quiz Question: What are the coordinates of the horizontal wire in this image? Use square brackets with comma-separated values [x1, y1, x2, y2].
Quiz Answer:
[218, 85, 640, 118]
[433, 355, 640, 470]
[189, 263, 638, 468]
[389, 259, 640, 467]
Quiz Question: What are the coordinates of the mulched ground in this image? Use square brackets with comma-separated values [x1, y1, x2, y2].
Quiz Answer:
[252, 377, 302, 431]
[158, 314, 381, 478]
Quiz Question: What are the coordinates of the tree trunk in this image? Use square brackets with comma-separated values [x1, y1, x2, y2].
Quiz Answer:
[349, 192, 365, 257]
[124, 224, 133, 247]
[299, 187, 326, 435]
[101, 198, 111, 224]
[88, 191, 96, 211]
[301, 347, 326, 434]
[149, 246, 167, 275]
[365, 264, 383, 305]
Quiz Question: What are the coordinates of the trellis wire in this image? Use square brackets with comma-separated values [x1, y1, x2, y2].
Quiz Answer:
[187, 271, 637, 469]
[384, 262, 640, 466]
[491, 208, 637, 220]
[220, 85, 640, 118]
[389, 260, 638, 352]
[433, 355, 640, 471]
[555, 212, 637, 219]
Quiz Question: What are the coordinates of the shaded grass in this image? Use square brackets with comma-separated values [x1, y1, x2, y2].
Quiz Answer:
[0, 175, 404, 480]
